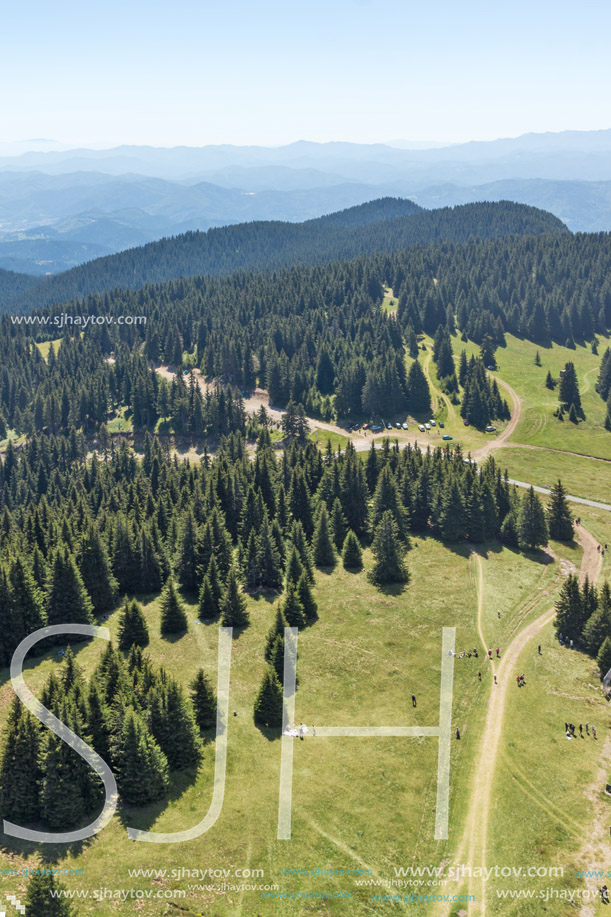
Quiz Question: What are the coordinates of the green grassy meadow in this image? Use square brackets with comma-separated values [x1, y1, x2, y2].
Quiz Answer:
[458, 333, 611, 459]
[495, 446, 611, 506]
[0, 534, 583, 916]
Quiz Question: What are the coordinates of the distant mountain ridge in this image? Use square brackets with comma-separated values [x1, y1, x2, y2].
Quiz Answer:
[0, 129, 609, 274]
[2, 198, 567, 313]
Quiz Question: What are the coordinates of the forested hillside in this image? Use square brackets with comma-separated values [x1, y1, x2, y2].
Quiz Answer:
[3, 199, 566, 313]
[1, 226, 608, 447]
[0, 266, 37, 304]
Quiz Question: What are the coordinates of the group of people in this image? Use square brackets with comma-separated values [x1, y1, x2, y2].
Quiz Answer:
[565, 721, 597, 740]
[516, 673, 526, 687]
[597, 543, 607, 558]
[283, 723, 314, 739]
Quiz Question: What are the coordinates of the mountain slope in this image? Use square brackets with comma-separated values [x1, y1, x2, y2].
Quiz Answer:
[4, 199, 567, 313]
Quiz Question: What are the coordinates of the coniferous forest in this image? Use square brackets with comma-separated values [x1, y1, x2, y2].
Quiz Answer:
[1, 197, 611, 837]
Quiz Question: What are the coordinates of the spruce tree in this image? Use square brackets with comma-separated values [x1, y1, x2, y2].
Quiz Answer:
[86, 681, 112, 763]
[46, 546, 94, 631]
[198, 574, 219, 621]
[284, 543, 305, 588]
[559, 362, 583, 417]
[78, 523, 118, 614]
[342, 530, 363, 569]
[554, 574, 586, 642]
[281, 582, 306, 628]
[191, 669, 217, 730]
[220, 566, 250, 628]
[407, 359, 432, 414]
[370, 511, 409, 585]
[61, 646, 83, 693]
[517, 487, 549, 552]
[312, 503, 336, 567]
[40, 702, 99, 829]
[297, 572, 318, 620]
[269, 633, 285, 684]
[253, 667, 284, 727]
[545, 370, 555, 390]
[288, 521, 314, 582]
[330, 497, 347, 551]
[115, 709, 169, 805]
[176, 510, 200, 593]
[159, 577, 188, 635]
[546, 480, 573, 542]
[9, 555, 46, 635]
[0, 698, 42, 823]
[264, 606, 287, 662]
[25, 872, 74, 917]
[440, 479, 467, 543]
[597, 637, 611, 678]
[117, 598, 149, 650]
[370, 466, 409, 542]
[148, 679, 202, 769]
[256, 511, 282, 588]
[583, 607, 611, 657]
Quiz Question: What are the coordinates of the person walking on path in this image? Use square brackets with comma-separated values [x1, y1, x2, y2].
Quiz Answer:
[488, 649, 492, 660]
[478, 671, 482, 681]
[412, 694, 417, 707]
[496, 648, 500, 658]
[592, 725, 597, 739]
[493, 675, 497, 685]
[586, 723, 590, 735]
[579, 724, 583, 736]
[538, 644, 542, 655]
[456, 727, 461, 740]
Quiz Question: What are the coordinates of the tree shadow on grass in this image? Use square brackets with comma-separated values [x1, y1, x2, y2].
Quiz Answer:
[0, 819, 96, 863]
[254, 724, 283, 742]
[372, 580, 408, 597]
[247, 588, 280, 606]
[314, 563, 337, 577]
[116, 765, 201, 836]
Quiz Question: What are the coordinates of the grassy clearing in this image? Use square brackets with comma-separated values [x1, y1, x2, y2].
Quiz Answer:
[381, 287, 398, 314]
[414, 342, 507, 454]
[107, 406, 133, 433]
[35, 337, 62, 360]
[495, 446, 611, 506]
[308, 430, 349, 451]
[486, 617, 609, 914]
[0, 536, 567, 916]
[456, 333, 611, 460]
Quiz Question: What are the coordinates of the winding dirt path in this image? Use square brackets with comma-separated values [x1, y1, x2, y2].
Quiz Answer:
[438, 526, 600, 915]
[472, 375, 522, 463]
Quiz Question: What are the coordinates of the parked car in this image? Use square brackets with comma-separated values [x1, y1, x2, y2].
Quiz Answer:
[395, 422, 401, 429]
[386, 423, 393, 430]
[418, 424, 426, 432]
[487, 365, 496, 371]
[430, 419, 436, 426]
[425, 423, 431, 430]
[442, 434, 453, 440]
[402, 422, 409, 430]
[371, 424, 382, 432]
[362, 423, 369, 429]
[463, 418, 470, 426]
[439, 421, 445, 428]
[486, 425, 497, 433]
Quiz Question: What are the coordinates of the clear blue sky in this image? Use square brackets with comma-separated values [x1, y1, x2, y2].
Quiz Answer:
[2, 0, 610, 147]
